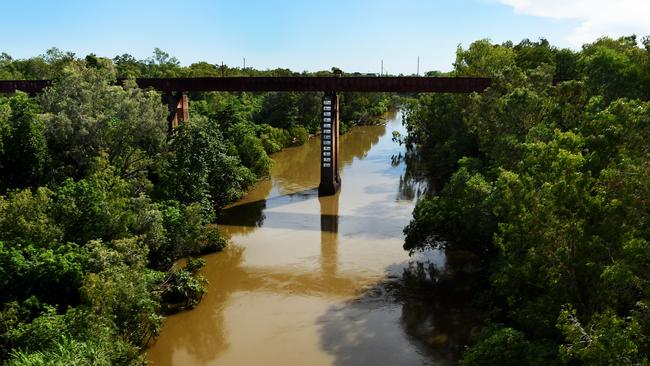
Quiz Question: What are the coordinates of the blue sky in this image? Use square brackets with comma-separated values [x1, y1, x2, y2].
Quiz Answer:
[1, 0, 647, 74]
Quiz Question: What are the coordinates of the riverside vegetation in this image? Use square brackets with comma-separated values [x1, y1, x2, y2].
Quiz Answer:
[402, 36, 650, 365]
[0, 50, 391, 365]
[3, 35, 648, 365]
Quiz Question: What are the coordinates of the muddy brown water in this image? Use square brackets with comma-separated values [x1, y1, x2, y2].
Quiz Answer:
[147, 111, 480, 366]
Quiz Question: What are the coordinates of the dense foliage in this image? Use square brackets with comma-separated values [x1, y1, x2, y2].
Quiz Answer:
[0, 70, 223, 365]
[0, 48, 394, 364]
[403, 36, 650, 365]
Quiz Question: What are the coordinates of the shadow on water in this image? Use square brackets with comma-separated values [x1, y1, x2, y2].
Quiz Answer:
[217, 188, 319, 228]
[317, 249, 488, 366]
[218, 188, 408, 240]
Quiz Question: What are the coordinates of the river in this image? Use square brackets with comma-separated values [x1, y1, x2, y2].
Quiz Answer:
[147, 111, 481, 366]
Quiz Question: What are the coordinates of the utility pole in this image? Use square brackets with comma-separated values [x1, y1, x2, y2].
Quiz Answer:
[221, 61, 224, 77]
[381, 59, 383, 77]
[417, 56, 420, 76]
[243, 57, 246, 70]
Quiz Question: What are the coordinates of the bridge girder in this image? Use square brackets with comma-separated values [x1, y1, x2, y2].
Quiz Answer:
[0, 76, 492, 94]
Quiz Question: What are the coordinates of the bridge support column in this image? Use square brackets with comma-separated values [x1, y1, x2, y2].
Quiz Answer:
[164, 91, 189, 130]
[318, 92, 341, 196]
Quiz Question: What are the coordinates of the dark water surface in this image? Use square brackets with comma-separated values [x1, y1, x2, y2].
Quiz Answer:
[147, 111, 481, 366]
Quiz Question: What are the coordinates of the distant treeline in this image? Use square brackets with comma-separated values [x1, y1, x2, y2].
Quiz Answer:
[0, 49, 392, 365]
[402, 36, 650, 365]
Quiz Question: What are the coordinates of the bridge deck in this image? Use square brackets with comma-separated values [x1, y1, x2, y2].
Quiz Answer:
[0, 76, 492, 94]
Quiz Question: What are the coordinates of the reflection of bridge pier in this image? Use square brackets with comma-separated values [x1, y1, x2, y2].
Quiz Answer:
[319, 193, 340, 277]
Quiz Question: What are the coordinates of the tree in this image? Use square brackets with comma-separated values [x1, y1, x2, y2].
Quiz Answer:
[454, 39, 517, 77]
[258, 92, 299, 129]
[113, 53, 143, 79]
[158, 115, 256, 208]
[0, 93, 48, 192]
[402, 36, 650, 365]
[460, 327, 558, 366]
[81, 238, 163, 347]
[40, 64, 168, 186]
[514, 38, 555, 71]
[0, 187, 62, 247]
[144, 48, 181, 77]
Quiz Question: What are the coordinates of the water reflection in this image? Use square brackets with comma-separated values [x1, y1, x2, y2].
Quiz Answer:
[318, 250, 486, 366]
[265, 117, 385, 196]
[397, 250, 486, 363]
[218, 188, 318, 232]
[392, 150, 429, 201]
[319, 193, 340, 278]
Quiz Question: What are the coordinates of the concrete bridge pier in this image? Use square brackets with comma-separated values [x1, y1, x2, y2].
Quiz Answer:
[164, 91, 189, 130]
[318, 92, 341, 196]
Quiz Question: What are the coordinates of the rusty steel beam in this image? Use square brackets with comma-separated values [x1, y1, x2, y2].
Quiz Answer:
[134, 76, 492, 93]
[0, 77, 493, 94]
[0, 80, 52, 94]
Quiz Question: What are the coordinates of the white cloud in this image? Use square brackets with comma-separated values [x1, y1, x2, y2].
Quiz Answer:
[497, 0, 650, 47]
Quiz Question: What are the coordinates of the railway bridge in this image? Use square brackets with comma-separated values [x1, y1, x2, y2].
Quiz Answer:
[0, 76, 492, 195]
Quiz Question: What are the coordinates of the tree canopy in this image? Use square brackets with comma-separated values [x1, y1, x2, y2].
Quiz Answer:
[403, 36, 650, 365]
